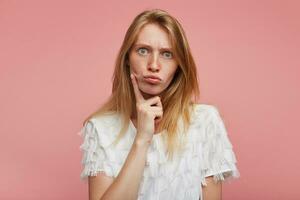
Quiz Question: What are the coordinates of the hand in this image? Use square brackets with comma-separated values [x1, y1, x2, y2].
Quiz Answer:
[130, 73, 163, 142]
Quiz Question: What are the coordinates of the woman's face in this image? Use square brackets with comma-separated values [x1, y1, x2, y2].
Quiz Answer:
[128, 23, 178, 99]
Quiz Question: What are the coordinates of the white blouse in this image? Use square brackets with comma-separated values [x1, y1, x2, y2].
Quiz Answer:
[78, 104, 240, 200]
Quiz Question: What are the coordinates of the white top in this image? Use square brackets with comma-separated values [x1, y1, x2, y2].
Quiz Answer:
[78, 104, 240, 200]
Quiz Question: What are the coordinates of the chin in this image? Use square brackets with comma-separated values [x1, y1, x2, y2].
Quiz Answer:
[141, 87, 162, 96]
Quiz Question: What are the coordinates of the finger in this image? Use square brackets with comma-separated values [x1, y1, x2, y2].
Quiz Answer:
[146, 96, 162, 107]
[155, 117, 162, 124]
[154, 110, 163, 120]
[130, 73, 144, 102]
[153, 95, 162, 108]
[156, 96, 162, 108]
[149, 106, 163, 112]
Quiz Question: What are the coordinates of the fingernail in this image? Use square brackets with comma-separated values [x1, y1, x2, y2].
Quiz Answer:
[130, 74, 133, 79]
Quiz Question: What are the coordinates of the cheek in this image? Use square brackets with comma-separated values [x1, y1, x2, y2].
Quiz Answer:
[167, 66, 178, 79]
[129, 54, 140, 73]
[129, 58, 146, 74]
[129, 62, 143, 76]
[164, 67, 178, 85]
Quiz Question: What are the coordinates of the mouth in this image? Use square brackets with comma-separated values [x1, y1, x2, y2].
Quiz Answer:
[144, 77, 161, 84]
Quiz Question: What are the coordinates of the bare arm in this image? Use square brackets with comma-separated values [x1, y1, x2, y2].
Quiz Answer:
[88, 73, 163, 200]
[88, 172, 114, 200]
[88, 136, 150, 200]
[101, 137, 149, 200]
[202, 176, 222, 200]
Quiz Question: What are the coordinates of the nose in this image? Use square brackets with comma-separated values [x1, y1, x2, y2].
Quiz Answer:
[147, 52, 160, 72]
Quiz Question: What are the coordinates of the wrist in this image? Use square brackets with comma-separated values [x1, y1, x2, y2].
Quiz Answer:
[134, 135, 151, 148]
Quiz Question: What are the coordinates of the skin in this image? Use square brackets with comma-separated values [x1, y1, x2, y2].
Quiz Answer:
[88, 23, 222, 200]
[128, 23, 178, 133]
[88, 61, 163, 200]
[128, 23, 178, 100]
[202, 176, 222, 200]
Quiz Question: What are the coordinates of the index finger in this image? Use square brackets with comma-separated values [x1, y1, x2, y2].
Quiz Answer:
[130, 73, 144, 102]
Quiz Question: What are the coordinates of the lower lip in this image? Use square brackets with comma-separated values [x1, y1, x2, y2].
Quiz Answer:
[144, 77, 161, 84]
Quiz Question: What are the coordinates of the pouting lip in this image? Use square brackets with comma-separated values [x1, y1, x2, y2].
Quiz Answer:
[143, 75, 162, 81]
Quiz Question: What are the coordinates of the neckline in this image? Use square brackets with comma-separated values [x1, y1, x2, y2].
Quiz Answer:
[129, 118, 163, 138]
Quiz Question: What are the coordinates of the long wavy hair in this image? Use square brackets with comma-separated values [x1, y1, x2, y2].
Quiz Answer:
[83, 8, 200, 160]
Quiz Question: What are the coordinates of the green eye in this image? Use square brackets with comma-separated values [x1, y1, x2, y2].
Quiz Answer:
[137, 48, 148, 55]
[163, 51, 173, 59]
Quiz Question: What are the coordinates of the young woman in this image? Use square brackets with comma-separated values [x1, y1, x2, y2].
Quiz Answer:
[79, 9, 240, 200]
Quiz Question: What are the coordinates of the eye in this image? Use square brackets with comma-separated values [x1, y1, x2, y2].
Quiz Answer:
[162, 51, 173, 59]
[137, 48, 148, 56]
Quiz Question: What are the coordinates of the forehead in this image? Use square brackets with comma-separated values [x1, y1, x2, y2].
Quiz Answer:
[135, 23, 172, 48]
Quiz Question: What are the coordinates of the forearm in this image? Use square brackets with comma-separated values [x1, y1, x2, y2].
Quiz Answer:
[202, 176, 222, 200]
[101, 135, 150, 200]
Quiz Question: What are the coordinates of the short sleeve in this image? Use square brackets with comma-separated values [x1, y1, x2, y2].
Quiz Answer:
[201, 106, 240, 186]
[78, 119, 114, 181]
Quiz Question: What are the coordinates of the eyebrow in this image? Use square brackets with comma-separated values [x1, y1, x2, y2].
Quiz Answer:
[133, 43, 173, 51]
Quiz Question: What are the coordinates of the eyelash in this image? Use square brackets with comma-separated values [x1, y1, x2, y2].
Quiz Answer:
[137, 47, 173, 58]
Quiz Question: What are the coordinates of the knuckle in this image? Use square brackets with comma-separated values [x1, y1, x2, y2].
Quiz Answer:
[136, 104, 142, 111]
[137, 105, 147, 113]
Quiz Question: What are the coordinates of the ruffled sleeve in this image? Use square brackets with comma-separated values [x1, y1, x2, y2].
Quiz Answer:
[201, 105, 240, 186]
[78, 119, 114, 181]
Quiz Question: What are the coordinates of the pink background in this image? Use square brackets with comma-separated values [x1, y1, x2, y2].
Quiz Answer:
[1, 0, 299, 199]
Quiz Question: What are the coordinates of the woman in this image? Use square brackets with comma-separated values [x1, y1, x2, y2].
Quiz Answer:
[79, 8, 240, 200]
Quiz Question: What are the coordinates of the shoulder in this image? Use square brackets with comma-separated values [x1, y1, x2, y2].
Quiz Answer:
[89, 112, 121, 128]
[79, 113, 132, 179]
[192, 103, 219, 112]
[84, 112, 124, 148]
[191, 103, 222, 122]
